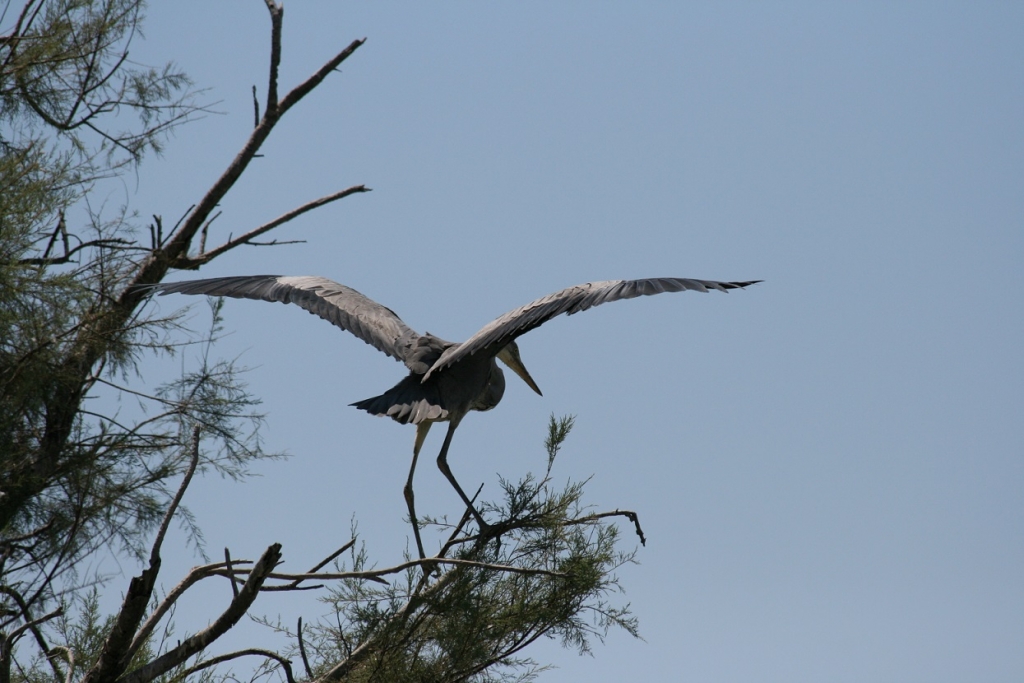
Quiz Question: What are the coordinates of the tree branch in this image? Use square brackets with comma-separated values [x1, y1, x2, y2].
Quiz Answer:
[171, 185, 370, 269]
[224, 548, 239, 598]
[118, 544, 283, 683]
[4, 608, 62, 643]
[296, 617, 312, 679]
[565, 509, 646, 546]
[14, 238, 135, 266]
[259, 539, 356, 592]
[181, 648, 294, 683]
[0, 3, 366, 539]
[277, 38, 365, 117]
[0, 587, 64, 682]
[219, 556, 568, 586]
[121, 25, 365, 299]
[263, 2, 282, 111]
[124, 560, 250, 665]
[82, 429, 202, 683]
[150, 427, 201, 565]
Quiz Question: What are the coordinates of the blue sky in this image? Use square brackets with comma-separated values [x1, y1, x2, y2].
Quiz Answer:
[116, 3, 1024, 681]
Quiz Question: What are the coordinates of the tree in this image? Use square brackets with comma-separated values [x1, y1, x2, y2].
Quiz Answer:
[1, 3, 642, 682]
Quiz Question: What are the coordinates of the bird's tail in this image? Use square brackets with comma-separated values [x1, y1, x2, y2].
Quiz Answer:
[350, 374, 447, 425]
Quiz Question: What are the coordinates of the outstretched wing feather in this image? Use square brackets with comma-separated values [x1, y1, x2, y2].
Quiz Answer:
[146, 275, 419, 363]
[428, 277, 759, 375]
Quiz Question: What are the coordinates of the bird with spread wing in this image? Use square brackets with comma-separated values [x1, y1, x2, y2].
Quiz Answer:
[143, 275, 759, 557]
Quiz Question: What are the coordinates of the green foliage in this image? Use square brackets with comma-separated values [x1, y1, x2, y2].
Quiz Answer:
[1, 0, 199, 166]
[0, 3, 268, 680]
[301, 416, 639, 683]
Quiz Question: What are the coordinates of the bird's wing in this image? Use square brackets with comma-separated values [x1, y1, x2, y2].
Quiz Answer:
[426, 278, 760, 377]
[146, 275, 420, 364]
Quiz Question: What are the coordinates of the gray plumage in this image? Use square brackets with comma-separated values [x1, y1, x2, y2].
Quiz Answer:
[148, 275, 757, 414]
[143, 274, 758, 550]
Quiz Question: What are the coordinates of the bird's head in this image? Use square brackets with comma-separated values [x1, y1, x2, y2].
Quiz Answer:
[496, 341, 542, 396]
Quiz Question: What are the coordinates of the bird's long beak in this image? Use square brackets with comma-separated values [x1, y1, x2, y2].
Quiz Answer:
[497, 342, 542, 396]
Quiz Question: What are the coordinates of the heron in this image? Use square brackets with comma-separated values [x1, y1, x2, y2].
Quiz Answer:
[144, 275, 758, 556]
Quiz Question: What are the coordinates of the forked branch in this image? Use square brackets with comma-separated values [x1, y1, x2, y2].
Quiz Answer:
[118, 544, 283, 683]
[124, 8, 366, 299]
[172, 185, 371, 269]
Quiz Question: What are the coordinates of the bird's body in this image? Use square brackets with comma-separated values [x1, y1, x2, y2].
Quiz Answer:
[144, 274, 758, 555]
[349, 332, 506, 426]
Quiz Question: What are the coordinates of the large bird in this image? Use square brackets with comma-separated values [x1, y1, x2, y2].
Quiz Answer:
[144, 275, 758, 556]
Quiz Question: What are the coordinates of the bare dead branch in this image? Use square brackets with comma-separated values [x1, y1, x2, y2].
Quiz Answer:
[277, 37, 365, 116]
[181, 649, 294, 683]
[5, 608, 62, 643]
[128, 30, 365, 287]
[39, 213, 65, 261]
[150, 427, 201, 565]
[262, 540, 357, 592]
[258, 582, 324, 593]
[15, 238, 135, 266]
[251, 85, 260, 128]
[220, 556, 568, 586]
[200, 211, 222, 243]
[263, 2, 282, 111]
[172, 205, 195, 233]
[242, 239, 307, 247]
[125, 560, 250, 664]
[565, 509, 646, 546]
[296, 617, 312, 679]
[119, 544, 283, 683]
[172, 185, 370, 269]
[224, 548, 239, 598]
[154, 216, 163, 249]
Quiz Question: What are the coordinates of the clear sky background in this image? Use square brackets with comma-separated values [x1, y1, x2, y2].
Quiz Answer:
[110, 2, 1024, 681]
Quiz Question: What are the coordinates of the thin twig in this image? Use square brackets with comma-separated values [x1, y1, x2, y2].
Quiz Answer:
[15, 238, 134, 266]
[251, 85, 260, 127]
[181, 648, 295, 683]
[221, 556, 568, 585]
[297, 617, 312, 679]
[565, 509, 647, 546]
[243, 239, 306, 247]
[5, 608, 62, 641]
[151, 427, 201, 565]
[242, 537, 359, 592]
[224, 548, 239, 598]
[175, 185, 369, 268]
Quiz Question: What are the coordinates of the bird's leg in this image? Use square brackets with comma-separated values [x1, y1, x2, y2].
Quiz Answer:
[406, 422, 431, 561]
[435, 418, 491, 534]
